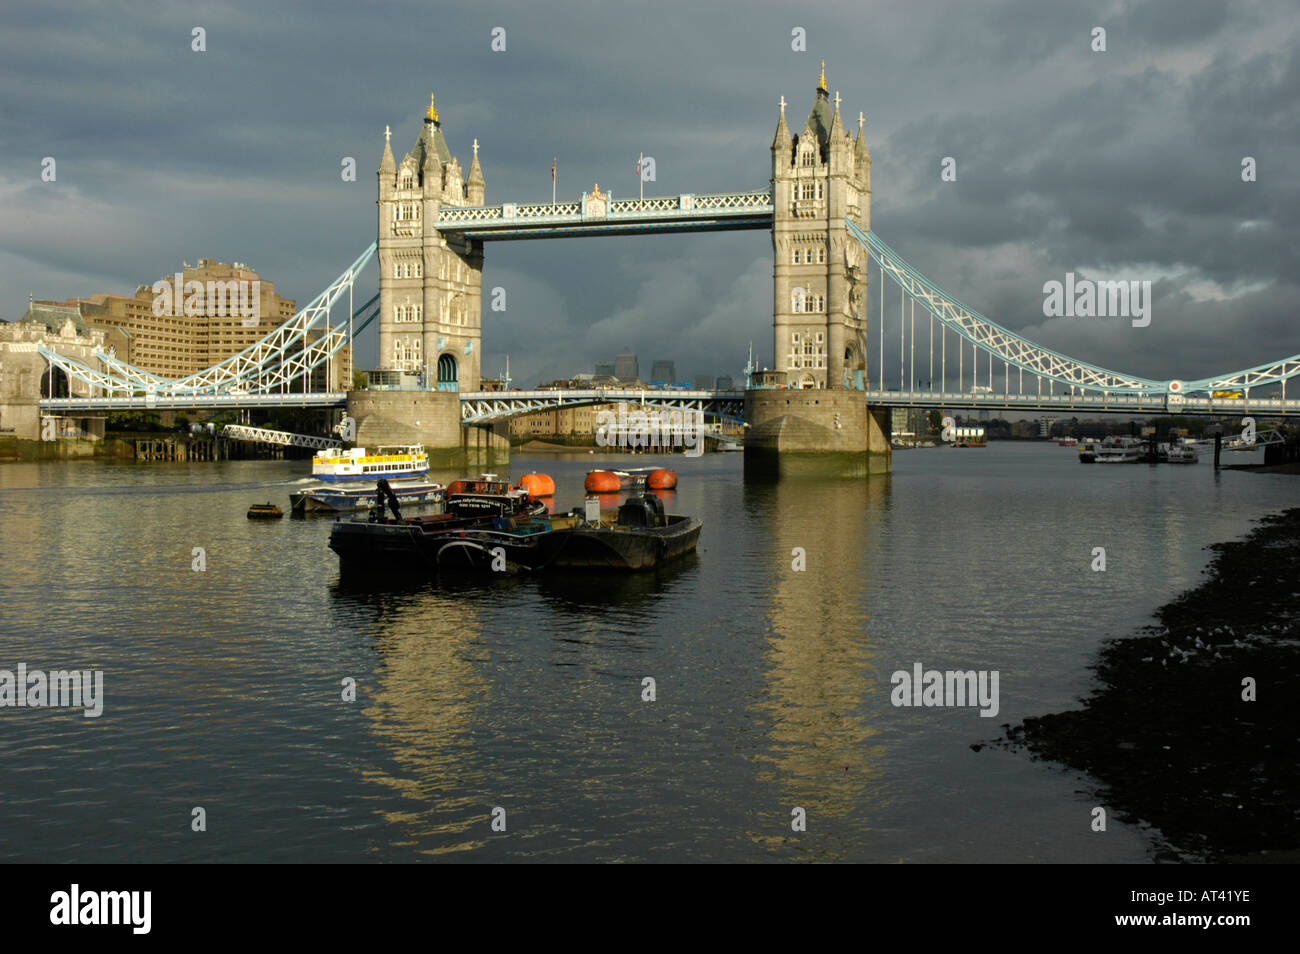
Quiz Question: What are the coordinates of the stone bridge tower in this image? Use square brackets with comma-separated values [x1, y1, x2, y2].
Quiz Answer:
[377, 94, 486, 392]
[770, 64, 870, 389]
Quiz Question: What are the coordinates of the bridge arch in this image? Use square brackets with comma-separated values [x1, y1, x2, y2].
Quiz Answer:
[41, 367, 69, 398]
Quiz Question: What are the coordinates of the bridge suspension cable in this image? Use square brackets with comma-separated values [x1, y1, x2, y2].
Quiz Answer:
[851, 221, 1300, 402]
[40, 243, 377, 403]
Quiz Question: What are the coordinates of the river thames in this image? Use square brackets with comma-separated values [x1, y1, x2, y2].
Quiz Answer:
[0, 443, 1294, 862]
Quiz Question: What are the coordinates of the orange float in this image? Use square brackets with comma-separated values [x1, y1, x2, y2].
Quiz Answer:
[516, 473, 555, 497]
[647, 468, 678, 490]
[584, 470, 621, 493]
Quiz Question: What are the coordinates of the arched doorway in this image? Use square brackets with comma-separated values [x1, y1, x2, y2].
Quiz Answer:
[41, 367, 69, 398]
[437, 353, 458, 392]
[844, 340, 867, 390]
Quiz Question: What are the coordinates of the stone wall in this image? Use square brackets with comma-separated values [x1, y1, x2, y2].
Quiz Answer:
[743, 388, 891, 476]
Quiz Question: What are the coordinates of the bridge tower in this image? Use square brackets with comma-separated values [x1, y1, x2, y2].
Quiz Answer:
[770, 64, 870, 390]
[377, 94, 485, 392]
[746, 65, 889, 476]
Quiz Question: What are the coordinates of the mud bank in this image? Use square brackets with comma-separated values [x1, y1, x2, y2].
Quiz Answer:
[993, 508, 1300, 861]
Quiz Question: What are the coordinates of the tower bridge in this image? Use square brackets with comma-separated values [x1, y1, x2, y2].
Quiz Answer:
[31, 71, 1300, 472]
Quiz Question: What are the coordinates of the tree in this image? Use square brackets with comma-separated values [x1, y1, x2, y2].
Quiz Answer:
[352, 369, 369, 391]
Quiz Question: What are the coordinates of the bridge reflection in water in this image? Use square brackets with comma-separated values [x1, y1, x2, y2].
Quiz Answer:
[742, 472, 890, 857]
[331, 577, 493, 857]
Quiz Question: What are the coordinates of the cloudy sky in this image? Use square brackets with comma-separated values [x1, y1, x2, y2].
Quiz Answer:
[1, 0, 1297, 388]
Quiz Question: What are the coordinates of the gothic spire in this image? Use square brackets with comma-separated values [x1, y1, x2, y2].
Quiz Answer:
[379, 124, 395, 173]
[772, 94, 791, 150]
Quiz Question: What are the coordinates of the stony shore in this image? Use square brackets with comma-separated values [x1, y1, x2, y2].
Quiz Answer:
[991, 508, 1300, 861]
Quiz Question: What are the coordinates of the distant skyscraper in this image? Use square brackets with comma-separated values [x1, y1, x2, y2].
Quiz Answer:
[614, 348, 639, 383]
[715, 375, 734, 390]
[650, 360, 675, 384]
[693, 374, 714, 390]
[595, 360, 615, 377]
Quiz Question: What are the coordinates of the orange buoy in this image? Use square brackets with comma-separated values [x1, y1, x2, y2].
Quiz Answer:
[647, 468, 677, 490]
[516, 472, 555, 497]
[585, 470, 621, 493]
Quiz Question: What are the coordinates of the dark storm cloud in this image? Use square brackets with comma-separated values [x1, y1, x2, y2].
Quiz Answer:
[0, 0, 1296, 383]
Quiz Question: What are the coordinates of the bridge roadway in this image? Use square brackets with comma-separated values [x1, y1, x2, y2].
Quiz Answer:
[39, 388, 1300, 419]
[862, 389, 1300, 416]
[434, 191, 774, 241]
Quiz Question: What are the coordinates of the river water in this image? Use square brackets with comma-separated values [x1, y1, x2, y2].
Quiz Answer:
[0, 443, 1294, 862]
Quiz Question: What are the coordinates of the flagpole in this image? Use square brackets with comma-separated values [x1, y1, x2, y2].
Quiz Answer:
[638, 152, 644, 205]
[552, 157, 556, 206]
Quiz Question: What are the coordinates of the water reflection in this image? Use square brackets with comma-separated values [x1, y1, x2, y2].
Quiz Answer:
[744, 473, 891, 855]
[329, 576, 496, 857]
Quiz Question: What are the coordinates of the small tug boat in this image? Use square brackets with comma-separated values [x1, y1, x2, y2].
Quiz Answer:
[247, 502, 283, 519]
[311, 444, 429, 482]
[549, 495, 702, 570]
[329, 479, 700, 575]
[329, 476, 548, 573]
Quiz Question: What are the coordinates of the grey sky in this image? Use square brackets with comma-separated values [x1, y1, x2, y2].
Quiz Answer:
[1, 0, 1296, 388]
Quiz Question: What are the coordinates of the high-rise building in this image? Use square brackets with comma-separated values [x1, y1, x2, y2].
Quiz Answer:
[693, 374, 714, 390]
[715, 375, 734, 390]
[771, 64, 870, 390]
[595, 360, 616, 377]
[614, 348, 639, 383]
[48, 259, 315, 381]
[650, 360, 675, 384]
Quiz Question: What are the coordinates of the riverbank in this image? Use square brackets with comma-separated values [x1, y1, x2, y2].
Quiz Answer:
[991, 508, 1300, 861]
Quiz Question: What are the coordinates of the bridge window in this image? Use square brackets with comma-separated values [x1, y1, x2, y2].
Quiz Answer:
[393, 263, 400, 279]
[816, 182, 824, 200]
[816, 246, 826, 264]
[801, 151, 814, 168]
[792, 248, 802, 264]
[401, 174, 413, 190]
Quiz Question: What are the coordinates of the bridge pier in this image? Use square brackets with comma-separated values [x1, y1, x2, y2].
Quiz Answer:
[348, 389, 505, 470]
[743, 389, 891, 477]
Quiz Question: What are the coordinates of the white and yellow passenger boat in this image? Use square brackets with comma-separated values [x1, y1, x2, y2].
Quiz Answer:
[311, 445, 429, 482]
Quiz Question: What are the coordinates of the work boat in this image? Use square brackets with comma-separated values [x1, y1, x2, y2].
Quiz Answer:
[312, 445, 429, 482]
[1093, 435, 1144, 463]
[328, 476, 548, 573]
[1161, 438, 1199, 464]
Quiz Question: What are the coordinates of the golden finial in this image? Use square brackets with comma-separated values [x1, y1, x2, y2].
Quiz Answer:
[819, 60, 826, 91]
[426, 93, 439, 123]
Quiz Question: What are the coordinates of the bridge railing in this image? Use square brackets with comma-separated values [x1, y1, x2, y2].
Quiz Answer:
[437, 191, 774, 230]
